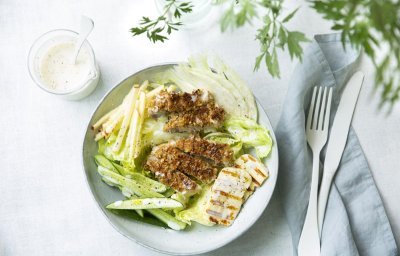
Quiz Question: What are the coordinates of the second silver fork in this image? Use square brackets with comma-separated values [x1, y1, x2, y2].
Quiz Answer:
[298, 86, 333, 256]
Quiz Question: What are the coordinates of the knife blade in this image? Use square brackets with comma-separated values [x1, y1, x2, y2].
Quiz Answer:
[317, 71, 364, 233]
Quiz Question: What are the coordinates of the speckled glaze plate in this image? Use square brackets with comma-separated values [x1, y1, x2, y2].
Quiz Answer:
[82, 64, 279, 255]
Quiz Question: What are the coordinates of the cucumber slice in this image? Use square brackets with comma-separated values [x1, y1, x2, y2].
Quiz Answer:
[112, 162, 135, 176]
[94, 155, 118, 174]
[162, 188, 175, 198]
[106, 198, 183, 210]
[130, 173, 167, 193]
[97, 168, 164, 198]
[109, 209, 166, 228]
[147, 209, 187, 230]
[135, 209, 144, 217]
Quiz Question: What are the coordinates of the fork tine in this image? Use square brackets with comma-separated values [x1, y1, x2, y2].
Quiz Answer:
[307, 87, 317, 130]
[323, 88, 333, 130]
[312, 87, 323, 130]
[317, 87, 328, 130]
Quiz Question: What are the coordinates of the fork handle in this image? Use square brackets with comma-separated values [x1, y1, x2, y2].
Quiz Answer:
[318, 172, 334, 235]
[298, 152, 321, 256]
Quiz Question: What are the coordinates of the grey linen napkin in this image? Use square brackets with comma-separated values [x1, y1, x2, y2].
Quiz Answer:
[276, 33, 398, 256]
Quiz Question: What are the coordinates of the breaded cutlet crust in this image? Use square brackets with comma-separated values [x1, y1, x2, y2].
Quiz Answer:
[164, 104, 225, 132]
[151, 89, 212, 113]
[174, 136, 233, 166]
[145, 154, 200, 193]
[150, 89, 226, 132]
[145, 143, 219, 194]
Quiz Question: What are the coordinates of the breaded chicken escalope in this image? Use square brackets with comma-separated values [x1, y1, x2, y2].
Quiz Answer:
[145, 143, 218, 194]
[151, 89, 212, 113]
[174, 136, 233, 166]
[145, 154, 200, 194]
[150, 89, 226, 132]
[164, 104, 225, 132]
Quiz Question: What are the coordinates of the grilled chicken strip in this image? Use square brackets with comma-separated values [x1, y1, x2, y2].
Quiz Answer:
[235, 154, 269, 187]
[164, 104, 225, 132]
[206, 167, 251, 226]
[145, 143, 218, 194]
[174, 136, 233, 166]
[151, 89, 213, 113]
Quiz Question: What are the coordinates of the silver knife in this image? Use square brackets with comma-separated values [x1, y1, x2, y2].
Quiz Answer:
[317, 71, 365, 234]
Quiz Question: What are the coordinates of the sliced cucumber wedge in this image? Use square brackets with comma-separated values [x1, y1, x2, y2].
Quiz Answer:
[106, 198, 183, 210]
[109, 209, 165, 227]
[112, 162, 135, 176]
[129, 173, 167, 193]
[94, 155, 119, 174]
[147, 209, 187, 230]
[97, 168, 164, 198]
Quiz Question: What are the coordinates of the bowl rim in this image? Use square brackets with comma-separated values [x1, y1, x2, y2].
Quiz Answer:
[81, 62, 279, 255]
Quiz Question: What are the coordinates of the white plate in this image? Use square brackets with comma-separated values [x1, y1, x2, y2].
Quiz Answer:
[82, 64, 279, 255]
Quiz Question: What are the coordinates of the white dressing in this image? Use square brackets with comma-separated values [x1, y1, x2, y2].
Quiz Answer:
[28, 29, 100, 100]
[39, 42, 93, 92]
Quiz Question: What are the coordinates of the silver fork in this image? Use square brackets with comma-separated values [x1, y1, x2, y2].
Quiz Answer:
[298, 86, 333, 256]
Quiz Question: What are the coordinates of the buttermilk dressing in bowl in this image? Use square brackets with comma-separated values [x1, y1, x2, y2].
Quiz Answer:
[39, 42, 93, 92]
[28, 29, 100, 100]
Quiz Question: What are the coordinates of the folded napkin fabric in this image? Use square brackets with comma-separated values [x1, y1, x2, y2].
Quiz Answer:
[276, 33, 398, 256]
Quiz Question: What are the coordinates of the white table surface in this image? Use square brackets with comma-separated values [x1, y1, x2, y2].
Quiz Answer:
[1, 1, 399, 255]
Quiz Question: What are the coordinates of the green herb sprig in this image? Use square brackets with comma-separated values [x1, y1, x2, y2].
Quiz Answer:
[219, 0, 258, 32]
[311, 0, 400, 107]
[131, 0, 400, 107]
[254, 2, 309, 78]
[130, 0, 193, 43]
[215, 0, 309, 78]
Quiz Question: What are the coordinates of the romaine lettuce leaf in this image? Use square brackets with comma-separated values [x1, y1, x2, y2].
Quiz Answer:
[97, 131, 135, 169]
[204, 132, 243, 156]
[175, 186, 214, 226]
[224, 116, 273, 158]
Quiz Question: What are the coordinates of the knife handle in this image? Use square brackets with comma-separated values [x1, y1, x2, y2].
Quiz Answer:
[318, 172, 334, 235]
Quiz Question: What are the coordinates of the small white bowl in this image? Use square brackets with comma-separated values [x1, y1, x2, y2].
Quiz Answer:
[28, 29, 100, 100]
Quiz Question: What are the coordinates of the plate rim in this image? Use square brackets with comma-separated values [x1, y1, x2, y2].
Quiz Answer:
[81, 62, 279, 255]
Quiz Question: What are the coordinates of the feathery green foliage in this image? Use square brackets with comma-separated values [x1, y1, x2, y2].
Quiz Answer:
[311, 0, 400, 107]
[130, 0, 193, 43]
[131, 0, 400, 106]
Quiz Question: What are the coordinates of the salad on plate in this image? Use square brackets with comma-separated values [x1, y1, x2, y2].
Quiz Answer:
[91, 57, 273, 230]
